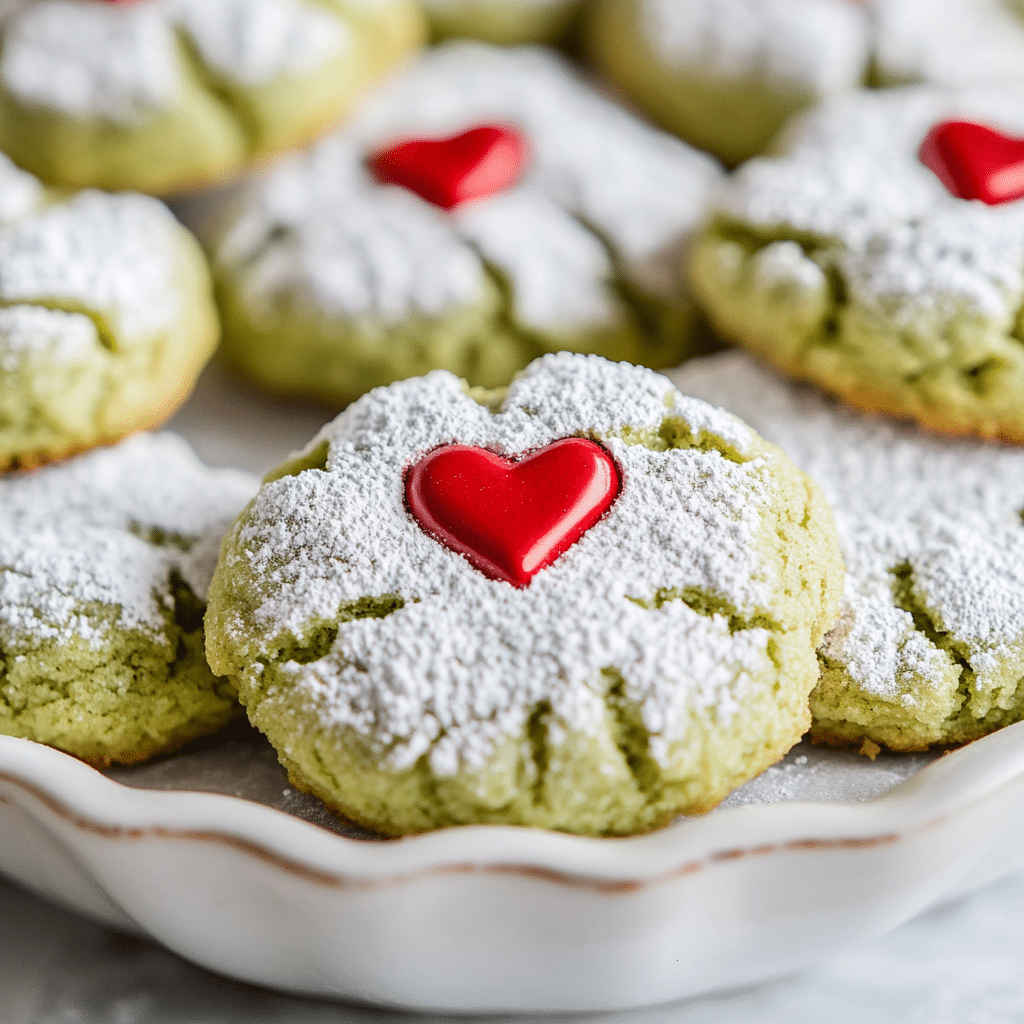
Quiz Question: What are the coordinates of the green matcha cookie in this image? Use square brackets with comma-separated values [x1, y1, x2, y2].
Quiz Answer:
[209, 43, 722, 405]
[205, 353, 843, 836]
[0, 433, 256, 767]
[424, 0, 581, 44]
[0, 154, 218, 471]
[586, 0, 870, 167]
[690, 88, 1024, 443]
[0, 0, 425, 195]
[676, 350, 1024, 752]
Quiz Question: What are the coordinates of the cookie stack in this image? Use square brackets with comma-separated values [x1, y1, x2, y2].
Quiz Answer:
[4, 0, 1024, 839]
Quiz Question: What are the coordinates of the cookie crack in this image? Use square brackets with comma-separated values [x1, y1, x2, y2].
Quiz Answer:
[628, 586, 782, 634]
[889, 561, 977, 720]
[0, 298, 118, 353]
[276, 594, 406, 665]
[601, 667, 660, 798]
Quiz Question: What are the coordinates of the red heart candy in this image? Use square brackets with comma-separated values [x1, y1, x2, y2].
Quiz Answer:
[919, 120, 1024, 205]
[367, 123, 529, 210]
[406, 438, 621, 587]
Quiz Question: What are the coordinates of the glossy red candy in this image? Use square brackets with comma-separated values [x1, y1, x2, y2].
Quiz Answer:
[919, 120, 1024, 205]
[406, 438, 621, 587]
[367, 123, 529, 210]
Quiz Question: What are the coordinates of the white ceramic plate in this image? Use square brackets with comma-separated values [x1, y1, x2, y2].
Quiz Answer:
[4, 366, 1024, 1013]
[3, 723, 1024, 1013]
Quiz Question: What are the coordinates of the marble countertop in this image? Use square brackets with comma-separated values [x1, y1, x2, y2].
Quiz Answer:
[2, 869, 1023, 1024]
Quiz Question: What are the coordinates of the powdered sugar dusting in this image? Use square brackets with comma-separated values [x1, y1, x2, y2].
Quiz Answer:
[641, 0, 870, 93]
[218, 354, 801, 776]
[0, 434, 257, 650]
[717, 88, 1024, 323]
[164, 0, 348, 88]
[1, 1, 181, 123]
[672, 351, 1024, 705]
[1, 0, 356, 124]
[0, 191, 188, 343]
[0, 306, 98, 373]
[214, 43, 720, 331]
[0, 153, 44, 227]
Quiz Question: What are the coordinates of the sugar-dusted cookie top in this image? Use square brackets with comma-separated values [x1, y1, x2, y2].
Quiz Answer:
[0, 0, 425, 193]
[212, 42, 721, 401]
[691, 86, 1024, 441]
[206, 353, 843, 834]
[1, 433, 256, 651]
[674, 350, 1024, 750]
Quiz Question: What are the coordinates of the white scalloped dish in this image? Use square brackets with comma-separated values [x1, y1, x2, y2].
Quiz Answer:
[4, 369, 1024, 1013]
[3, 721, 1024, 1013]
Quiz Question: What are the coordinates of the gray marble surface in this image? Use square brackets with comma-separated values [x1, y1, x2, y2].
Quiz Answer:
[3, 868, 1024, 1024]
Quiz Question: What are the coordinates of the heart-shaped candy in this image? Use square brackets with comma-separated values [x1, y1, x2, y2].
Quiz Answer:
[919, 120, 1024, 205]
[406, 438, 620, 587]
[367, 123, 529, 210]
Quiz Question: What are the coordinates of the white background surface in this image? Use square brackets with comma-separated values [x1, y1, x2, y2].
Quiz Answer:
[3, 869, 1024, 1024]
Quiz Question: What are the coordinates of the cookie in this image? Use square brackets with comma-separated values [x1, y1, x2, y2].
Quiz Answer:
[675, 350, 1024, 752]
[690, 88, 1024, 443]
[0, 155, 219, 471]
[205, 353, 843, 836]
[424, 0, 581, 44]
[210, 43, 722, 405]
[0, 433, 257, 767]
[586, 0, 870, 167]
[0, 0, 425, 195]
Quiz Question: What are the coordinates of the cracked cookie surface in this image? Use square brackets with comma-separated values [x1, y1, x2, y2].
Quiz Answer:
[0, 0, 425, 194]
[209, 42, 722, 404]
[675, 350, 1024, 751]
[0, 155, 218, 471]
[205, 353, 843, 836]
[0, 433, 257, 766]
[690, 87, 1024, 443]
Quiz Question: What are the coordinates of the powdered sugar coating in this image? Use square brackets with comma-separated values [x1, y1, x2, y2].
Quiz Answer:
[876, 0, 1024, 89]
[212, 354, 820, 777]
[214, 43, 721, 332]
[0, 189, 189, 344]
[672, 351, 1024, 707]
[716, 88, 1024, 324]
[163, 0, 348, 88]
[0, 2, 181, 123]
[640, 0, 870, 94]
[0, 0, 353, 124]
[0, 434, 257, 650]
[0, 306, 98, 374]
[0, 152, 44, 226]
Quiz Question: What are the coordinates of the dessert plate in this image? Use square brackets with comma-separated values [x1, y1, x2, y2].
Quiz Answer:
[2, 723, 1024, 1012]
[2, 365, 1024, 1012]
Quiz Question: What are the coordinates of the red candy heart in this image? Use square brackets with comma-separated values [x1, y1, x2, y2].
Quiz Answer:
[919, 120, 1024, 205]
[367, 123, 529, 210]
[406, 438, 621, 587]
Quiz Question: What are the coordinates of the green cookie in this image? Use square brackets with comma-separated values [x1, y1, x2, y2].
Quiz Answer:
[0, 155, 218, 471]
[206, 354, 843, 836]
[586, 0, 870, 166]
[209, 43, 722, 405]
[0, 433, 256, 767]
[0, 0, 425, 194]
[690, 88, 1024, 442]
